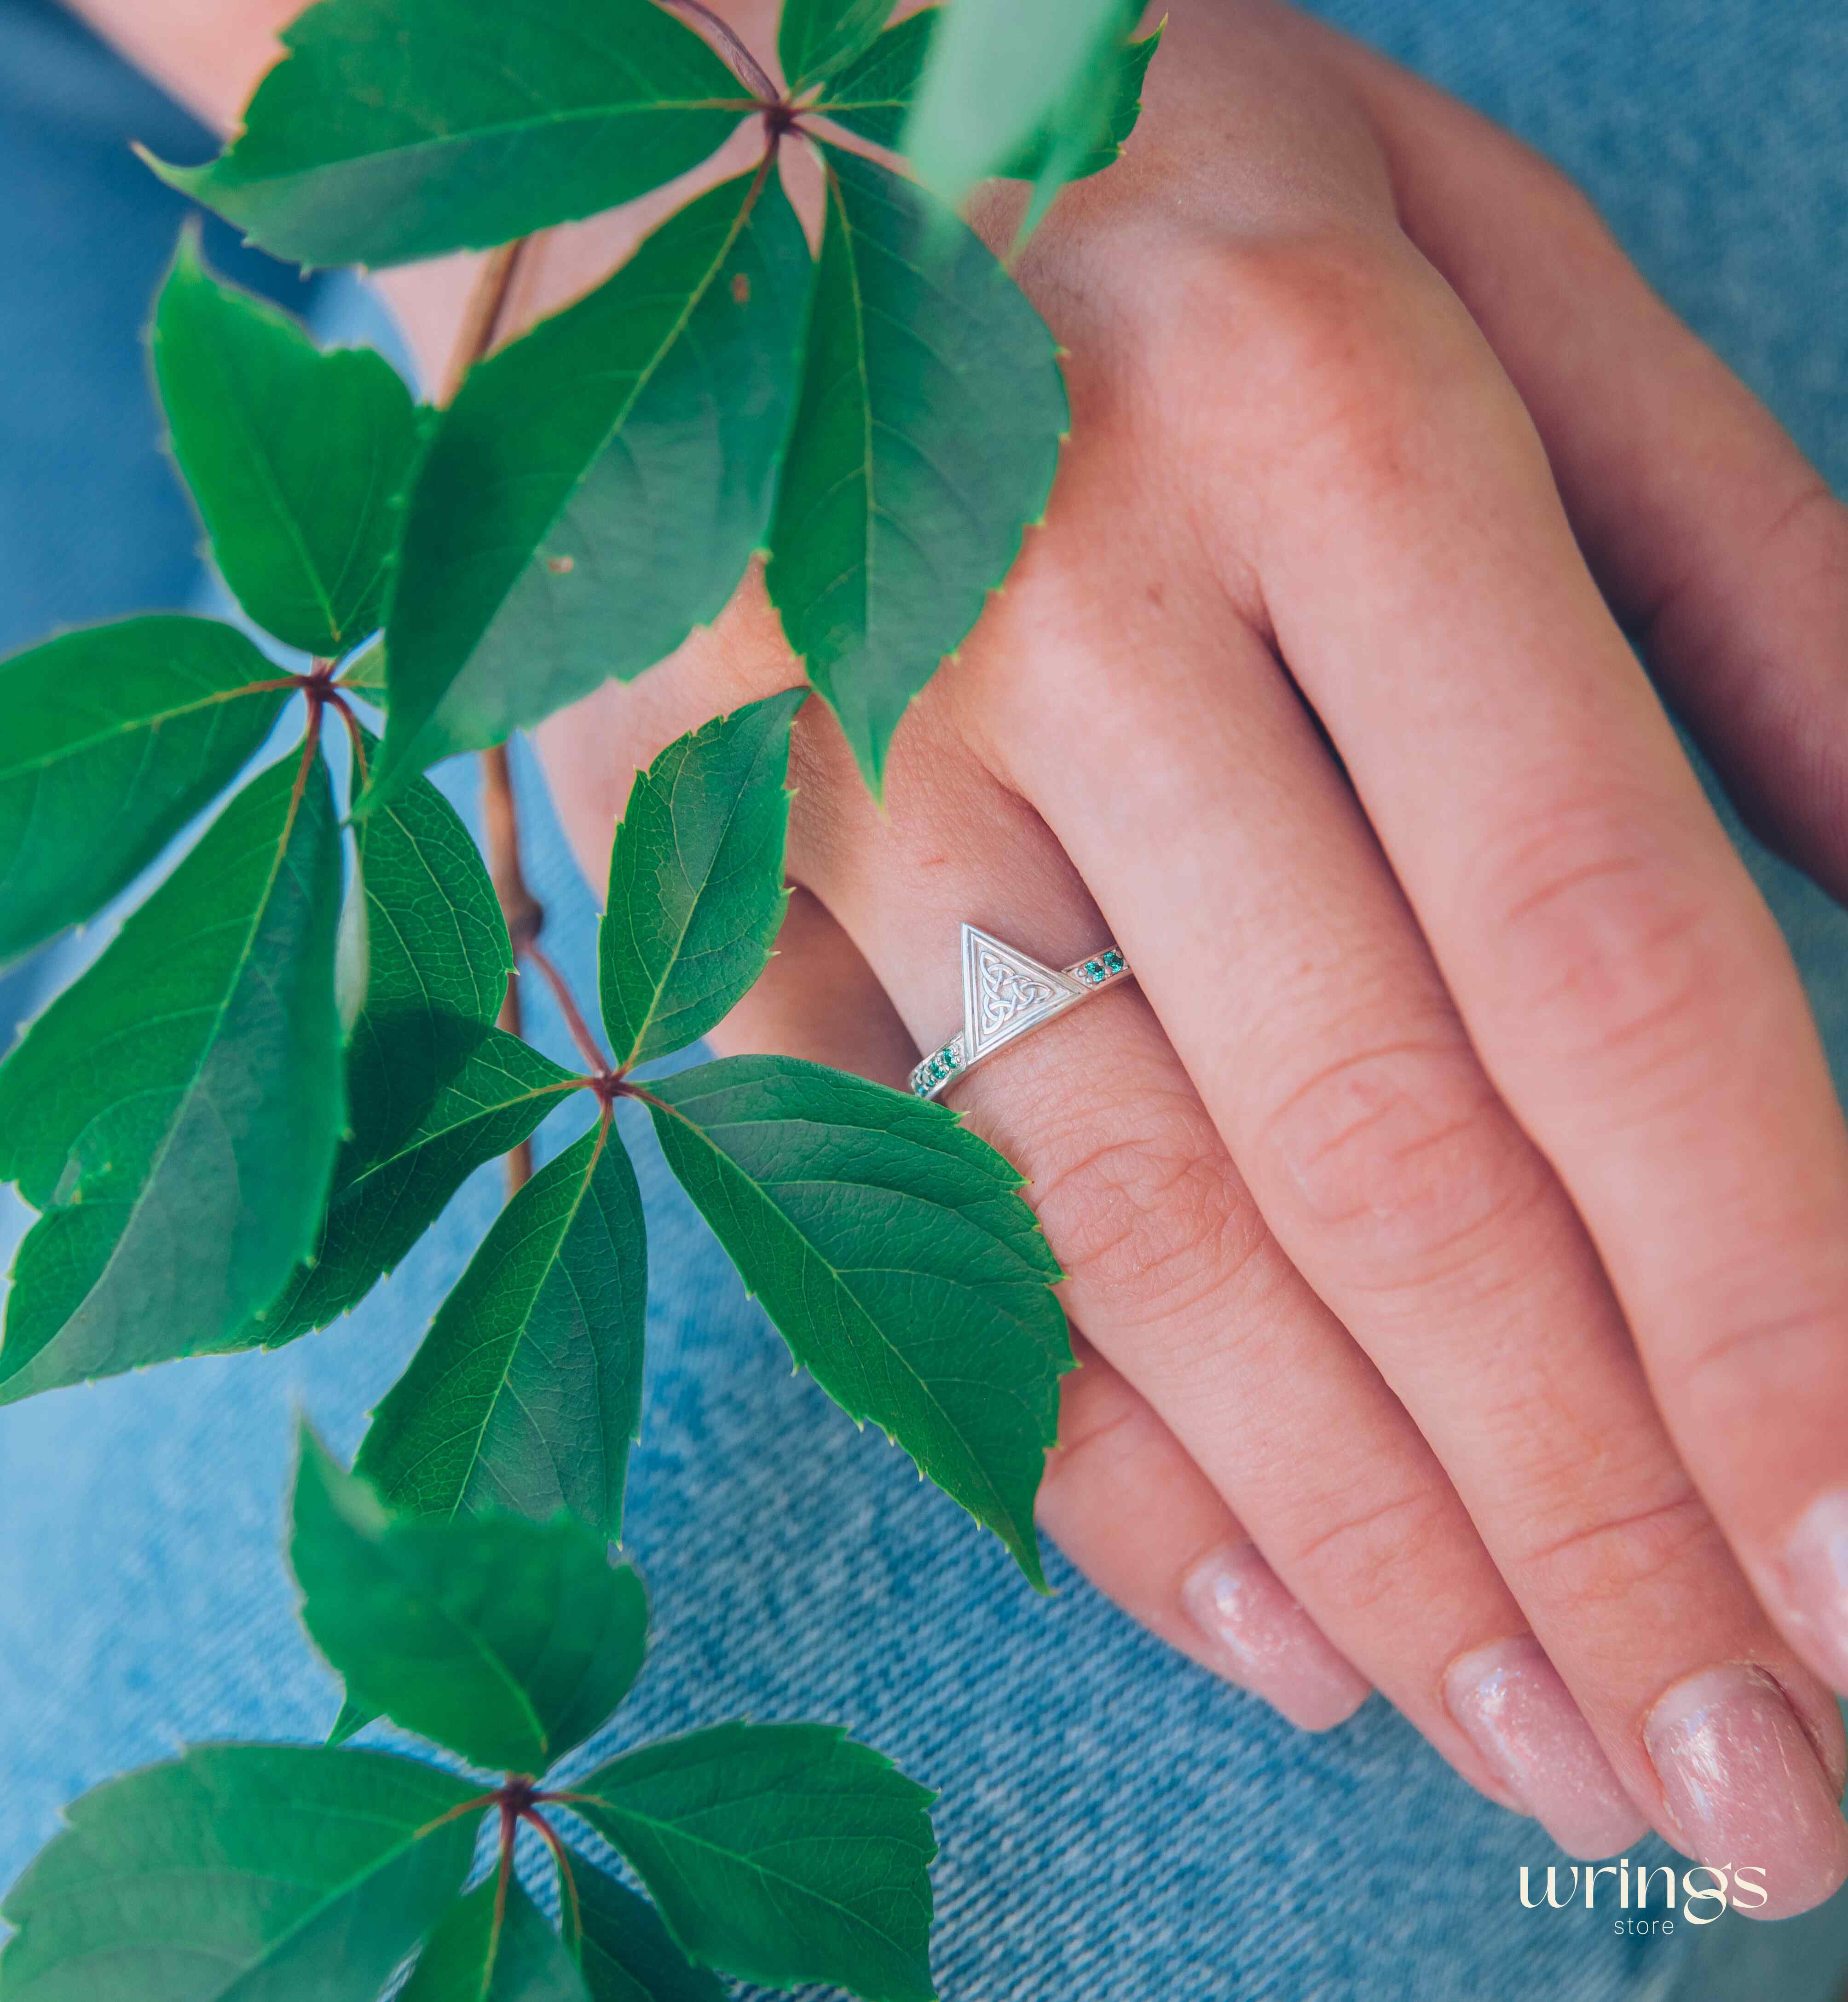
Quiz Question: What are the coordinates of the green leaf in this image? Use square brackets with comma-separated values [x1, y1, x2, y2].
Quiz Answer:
[356, 1120, 646, 1538]
[344, 746, 514, 1153]
[999, 7, 1159, 239]
[337, 633, 388, 702]
[147, 0, 752, 269]
[1000, 18, 1161, 190]
[257, 1029, 579, 1345]
[644, 1055, 1068, 1585]
[335, 835, 371, 1032]
[327, 1695, 372, 1748]
[403, 1879, 589, 2002]
[253, 747, 559, 1345]
[0, 1744, 479, 2000]
[599, 690, 803, 1070]
[578, 1722, 936, 2002]
[900, 0, 1131, 208]
[0, 750, 345, 1402]
[765, 147, 1065, 794]
[809, 9, 936, 150]
[292, 1430, 651, 1775]
[367, 171, 810, 806]
[0, 615, 285, 965]
[821, 8, 1157, 187]
[780, 0, 892, 90]
[574, 1863, 724, 2002]
[151, 226, 422, 655]
[323, 1108, 636, 1745]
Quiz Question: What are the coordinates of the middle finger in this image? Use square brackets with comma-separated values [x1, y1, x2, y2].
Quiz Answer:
[968, 544, 1847, 1912]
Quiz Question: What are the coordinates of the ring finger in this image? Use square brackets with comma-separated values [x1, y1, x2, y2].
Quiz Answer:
[777, 674, 1647, 1861]
[706, 883, 1376, 1731]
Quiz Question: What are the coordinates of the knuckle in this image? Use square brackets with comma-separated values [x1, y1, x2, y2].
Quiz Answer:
[1678, 1295, 1848, 1421]
[1256, 1029, 1547, 1300]
[1027, 1088, 1270, 1338]
[1768, 480, 1848, 573]
[1291, 1479, 1460, 1616]
[1517, 149, 1621, 263]
[1040, 1379, 1150, 1499]
[1514, 1482, 1722, 1612]
[1700, 481, 1848, 648]
[1472, 802, 1723, 1081]
[1183, 231, 1514, 498]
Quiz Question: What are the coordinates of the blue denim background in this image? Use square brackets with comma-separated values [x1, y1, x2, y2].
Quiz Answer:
[2, 0, 1847, 1996]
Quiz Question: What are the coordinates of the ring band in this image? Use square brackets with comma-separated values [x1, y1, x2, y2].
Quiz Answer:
[909, 923, 1133, 1101]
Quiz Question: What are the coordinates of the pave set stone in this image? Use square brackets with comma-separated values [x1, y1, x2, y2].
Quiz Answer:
[1079, 948, 1127, 987]
[910, 1034, 966, 1099]
[908, 944, 1129, 1099]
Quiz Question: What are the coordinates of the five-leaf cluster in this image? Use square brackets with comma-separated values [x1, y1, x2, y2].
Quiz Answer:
[155, 0, 1158, 794]
[0, 1433, 939, 2000]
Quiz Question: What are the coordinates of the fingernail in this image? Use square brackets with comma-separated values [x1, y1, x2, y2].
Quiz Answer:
[1444, 1637, 1647, 1859]
[1779, 1490, 1848, 1692]
[1180, 1543, 1371, 1732]
[1644, 1665, 1848, 1920]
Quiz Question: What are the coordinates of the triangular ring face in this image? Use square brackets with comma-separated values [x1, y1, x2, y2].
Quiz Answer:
[961, 925, 1088, 1064]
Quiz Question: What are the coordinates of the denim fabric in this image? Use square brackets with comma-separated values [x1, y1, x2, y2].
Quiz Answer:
[2, 1, 1847, 1997]
[0, 0, 322, 663]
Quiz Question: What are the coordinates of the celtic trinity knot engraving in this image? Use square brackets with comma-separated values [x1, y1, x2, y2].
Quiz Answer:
[977, 945, 1057, 1038]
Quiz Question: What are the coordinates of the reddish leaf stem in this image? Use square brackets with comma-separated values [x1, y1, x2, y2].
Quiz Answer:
[287, 694, 325, 825]
[314, 687, 370, 790]
[661, 0, 780, 101]
[232, 676, 314, 699]
[480, 742, 547, 1192]
[444, 241, 554, 1199]
[520, 1807, 585, 1946]
[611, 1078, 671, 1116]
[412, 1788, 504, 1840]
[441, 238, 527, 405]
[524, 941, 610, 1076]
[491, 1798, 518, 1959]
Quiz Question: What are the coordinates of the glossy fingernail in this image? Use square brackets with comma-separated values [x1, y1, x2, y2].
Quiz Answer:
[1778, 1489, 1848, 1692]
[1644, 1665, 1848, 1920]
[1444, 1637, 1647, 1858]
[1180, 1542, 1371, 1732]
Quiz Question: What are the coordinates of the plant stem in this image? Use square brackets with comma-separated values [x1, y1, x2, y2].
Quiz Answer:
[612, 1078, 671, 1116]
[440, 238, 526, 404]
[481, 743, 546, 1192]
[660, 0, 779, 100]
[526, 941, 611, 1075]
[440, 241, 641, 1186]
[442, 241, 553, 1197]
[322, 689, 370, 788]
[520, 1808, 584, 1947]
[491, 1798, 517, 1955]
[412, 1788, 504, 1840]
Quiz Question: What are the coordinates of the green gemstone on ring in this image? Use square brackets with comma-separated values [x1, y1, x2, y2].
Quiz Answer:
[1083, 960, 1103, 982]
[1103, 949, 1125, 974]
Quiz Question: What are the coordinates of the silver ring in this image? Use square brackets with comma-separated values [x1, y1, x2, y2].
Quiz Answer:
[909, 923, 1133, 1101]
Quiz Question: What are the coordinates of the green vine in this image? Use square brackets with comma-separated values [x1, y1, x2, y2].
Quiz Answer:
[0, 2, 1161, 1993]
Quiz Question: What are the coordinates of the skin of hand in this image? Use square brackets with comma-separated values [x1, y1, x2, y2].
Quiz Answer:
[69, 0, 1848, 1915]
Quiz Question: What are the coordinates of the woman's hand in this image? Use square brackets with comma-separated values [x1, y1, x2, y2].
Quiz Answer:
[532, 0, 1848, 1912]
[66, 0, 1848, 1916]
